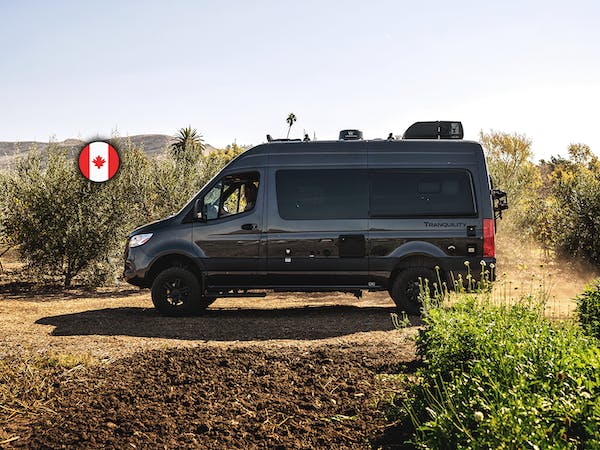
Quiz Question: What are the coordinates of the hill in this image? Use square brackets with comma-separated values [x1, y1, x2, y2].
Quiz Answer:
[0, 135, 218, 167]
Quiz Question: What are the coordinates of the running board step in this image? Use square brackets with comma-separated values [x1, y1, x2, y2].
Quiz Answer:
[207, 291, 267, 298]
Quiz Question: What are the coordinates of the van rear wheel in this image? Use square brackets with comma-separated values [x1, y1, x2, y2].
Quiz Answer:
[151, 266, 214, 316]
[390, 267, 436, 315]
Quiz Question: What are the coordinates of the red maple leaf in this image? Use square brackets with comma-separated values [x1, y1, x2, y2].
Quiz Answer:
[92, 155, 106, 169]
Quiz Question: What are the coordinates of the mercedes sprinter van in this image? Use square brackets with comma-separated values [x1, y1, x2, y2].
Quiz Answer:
[124, 121, 508, 315]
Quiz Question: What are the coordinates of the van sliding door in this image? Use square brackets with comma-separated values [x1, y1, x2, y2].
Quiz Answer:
[265, 168, 369, 287]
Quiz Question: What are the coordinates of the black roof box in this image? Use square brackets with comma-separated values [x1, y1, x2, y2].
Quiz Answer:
[339, 129, 363, 140]
[403, 121, 463, 140]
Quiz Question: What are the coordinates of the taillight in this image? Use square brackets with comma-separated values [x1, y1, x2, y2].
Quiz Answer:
[483, 218, 495, 257]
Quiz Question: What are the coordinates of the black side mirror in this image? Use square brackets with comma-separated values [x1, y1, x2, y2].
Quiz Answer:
[492, 189, 509, 219]
[194, 198, 207, 222]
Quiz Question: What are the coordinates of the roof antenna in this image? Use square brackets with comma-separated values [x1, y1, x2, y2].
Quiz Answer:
[303, 134, 310, 141]
[266, 134, 272, 142]
[387, 132, 395, 140]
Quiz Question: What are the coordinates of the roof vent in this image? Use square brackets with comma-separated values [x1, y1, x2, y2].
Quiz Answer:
[339, 129, 363, 140]
[403, 121, 463, 140]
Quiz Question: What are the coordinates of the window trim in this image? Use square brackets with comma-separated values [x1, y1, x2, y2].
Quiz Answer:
[275, 168, 368, 221]
[369, 168, 478, 219]
[274, 168, 478, 221]
[203, 171, 261, 222]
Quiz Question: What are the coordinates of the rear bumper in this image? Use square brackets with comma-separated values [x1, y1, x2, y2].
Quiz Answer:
[440, 258, 496, 280]
[441, 256, 496, 285]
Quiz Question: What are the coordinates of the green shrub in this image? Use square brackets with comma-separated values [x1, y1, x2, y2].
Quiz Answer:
[555, 174, 600, 265]
[0, 137, 245, 287]
[479, 130, 541, 235]
[144, 142, 245, 221]
[576, 279, 600, 340]
[398, 297, 600, 448]
[0, 172, 12, 251]
[2, 146, 132, 286]
[534, 151, 600, 266]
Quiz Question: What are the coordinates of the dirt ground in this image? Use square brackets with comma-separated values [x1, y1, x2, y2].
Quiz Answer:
[0, 285, 417, 449]
[1, 233, 597, 448]
[494, 230, 598, 318]
[0, 285, 409, 358]
[18, 344, 415, 449]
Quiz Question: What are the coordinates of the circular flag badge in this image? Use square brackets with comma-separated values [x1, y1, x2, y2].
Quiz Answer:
[78, 141, 119, 182]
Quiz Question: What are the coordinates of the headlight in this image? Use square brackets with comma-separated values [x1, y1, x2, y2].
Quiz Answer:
[129, 233, 153, 248]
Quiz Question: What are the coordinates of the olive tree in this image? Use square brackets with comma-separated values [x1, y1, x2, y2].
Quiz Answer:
[480, 130, 541, 233]
[2, 143, 147, 287]
[0, 131, 247, 287]
[541, 146, 600, 265]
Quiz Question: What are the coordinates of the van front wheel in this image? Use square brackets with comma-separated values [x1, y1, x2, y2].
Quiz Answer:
[390, 267, 436, 315]
[151, 266, 212, 316]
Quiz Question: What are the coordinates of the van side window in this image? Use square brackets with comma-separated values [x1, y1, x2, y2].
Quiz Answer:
[370, 170, 476, 217]
[204, 172, 260, 220]
[276, 170, 368, 220]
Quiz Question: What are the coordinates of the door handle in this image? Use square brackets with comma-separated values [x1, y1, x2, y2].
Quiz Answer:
[241, 223, 258, 231]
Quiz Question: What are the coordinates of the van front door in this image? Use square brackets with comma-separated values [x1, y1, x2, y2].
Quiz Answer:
[193, 171, 264, 288]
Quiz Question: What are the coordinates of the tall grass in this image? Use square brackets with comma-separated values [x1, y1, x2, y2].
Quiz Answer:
[389, 271, 600, 448]
[0, 352, 93, 444]
[576, 279, 600, 340]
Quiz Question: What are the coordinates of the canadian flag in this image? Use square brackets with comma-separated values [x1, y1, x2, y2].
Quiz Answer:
[79, 142, 119, 182]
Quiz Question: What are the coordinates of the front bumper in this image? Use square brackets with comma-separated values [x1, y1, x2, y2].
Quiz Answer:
[123, 246, 152, 287]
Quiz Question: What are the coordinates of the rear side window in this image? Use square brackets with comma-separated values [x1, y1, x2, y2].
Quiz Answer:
[276, 170, 368, 219]
[370, 170, 476, 217]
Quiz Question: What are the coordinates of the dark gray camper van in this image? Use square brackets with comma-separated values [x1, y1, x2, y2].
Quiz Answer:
[124, 121, 508, 315]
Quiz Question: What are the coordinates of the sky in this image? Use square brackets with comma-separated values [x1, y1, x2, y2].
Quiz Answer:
[1, 0, 599, 161]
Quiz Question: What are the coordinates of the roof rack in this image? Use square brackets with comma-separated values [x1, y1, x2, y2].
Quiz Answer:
[403, 121, 463, 140]
[264, 121, 464, 142]
[266, 134, 302, 143]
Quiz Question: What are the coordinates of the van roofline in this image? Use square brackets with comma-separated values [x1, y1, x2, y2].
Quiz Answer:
[261, 139, 481, 145]
[221, 139, 485, 172]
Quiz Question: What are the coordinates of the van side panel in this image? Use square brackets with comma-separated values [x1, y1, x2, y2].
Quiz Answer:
[366, 140, 495, 286]
[216, 140, 496, 288]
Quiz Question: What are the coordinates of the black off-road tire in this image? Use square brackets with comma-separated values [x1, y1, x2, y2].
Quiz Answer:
[151, 266, 214, 316]
[390, 267, 436, 315]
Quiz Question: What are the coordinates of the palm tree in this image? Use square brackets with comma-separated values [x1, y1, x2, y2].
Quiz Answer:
[286, 113, 297, 139]
[171, 126, 205, 162]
